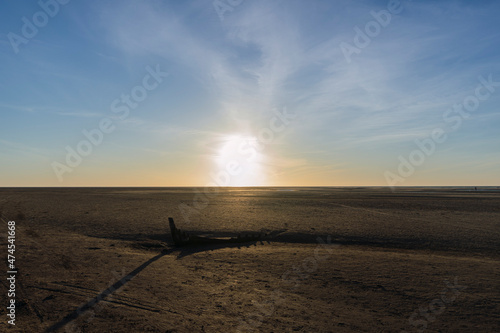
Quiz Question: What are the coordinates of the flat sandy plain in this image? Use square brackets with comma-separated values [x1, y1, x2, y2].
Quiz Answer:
[0, 187, 499, 332]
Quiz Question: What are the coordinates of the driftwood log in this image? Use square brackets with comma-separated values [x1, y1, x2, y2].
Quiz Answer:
[168, 217, 265, 247]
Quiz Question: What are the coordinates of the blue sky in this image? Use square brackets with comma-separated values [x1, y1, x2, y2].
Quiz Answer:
[0, 0, 499, 186]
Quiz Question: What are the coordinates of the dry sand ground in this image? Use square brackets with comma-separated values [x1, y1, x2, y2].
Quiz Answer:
[0, 187, 499, 332]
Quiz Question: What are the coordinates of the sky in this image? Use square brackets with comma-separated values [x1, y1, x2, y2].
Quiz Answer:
[0, 0, 499, 187]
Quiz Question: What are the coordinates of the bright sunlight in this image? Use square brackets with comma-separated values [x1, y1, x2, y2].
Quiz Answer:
[213, 135, 267, 186]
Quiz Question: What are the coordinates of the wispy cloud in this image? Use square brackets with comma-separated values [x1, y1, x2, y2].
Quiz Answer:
[1, 0, 498, 185]
[0, 103, 36, 113]
[0, 139, 49, 159]
[56, 111, 105, 118]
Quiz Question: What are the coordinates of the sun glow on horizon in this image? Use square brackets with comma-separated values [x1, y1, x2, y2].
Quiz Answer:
[211, 134, 267, 186]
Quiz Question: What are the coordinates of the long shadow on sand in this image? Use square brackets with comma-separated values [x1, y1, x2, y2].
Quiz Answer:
[46, 227, 497, 330]
[44, 250, 171, 332]
[44, 239, 270, 332]
[89, 227, 498, 256]
[172, 239, 266, 259]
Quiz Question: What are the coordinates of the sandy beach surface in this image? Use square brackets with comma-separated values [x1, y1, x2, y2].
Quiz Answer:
[0, 187, 499, 332]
